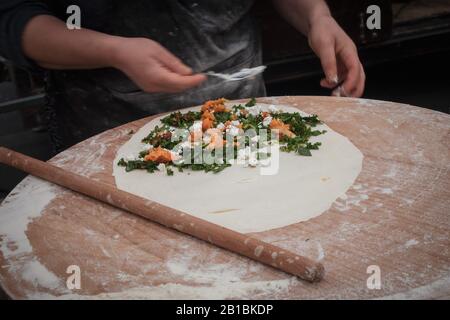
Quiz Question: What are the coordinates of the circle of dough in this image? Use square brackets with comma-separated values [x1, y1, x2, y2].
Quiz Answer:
[113, 104, 363, 233]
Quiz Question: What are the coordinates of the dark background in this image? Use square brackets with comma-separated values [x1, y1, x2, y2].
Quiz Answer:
[267, 51, 450, 114]
[1, 0, 450, 202]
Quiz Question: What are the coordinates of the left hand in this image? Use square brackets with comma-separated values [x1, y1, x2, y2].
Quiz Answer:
[308, 16, 365, 97]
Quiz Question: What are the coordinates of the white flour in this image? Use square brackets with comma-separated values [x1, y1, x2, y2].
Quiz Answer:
[0, 177, 58, 258]
[30, 248, 298, 300]
[0, 177, 69, 294]
[380, 276, 450, 300]
[30, 277, 296, 300]
[22, 258, 62, 290]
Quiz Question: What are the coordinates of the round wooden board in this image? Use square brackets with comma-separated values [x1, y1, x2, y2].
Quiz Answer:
[0, 96, 449, 299]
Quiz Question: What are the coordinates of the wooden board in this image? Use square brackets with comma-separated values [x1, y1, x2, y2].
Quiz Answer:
[0, 96, 449, 299]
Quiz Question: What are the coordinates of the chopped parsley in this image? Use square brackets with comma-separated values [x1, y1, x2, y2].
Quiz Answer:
[245, 97, 257, 107]
[118, 98, 327, 175]
[214, 111, 232, 124]
[118, 158, 159, 173]
[160, 111, 201, 128]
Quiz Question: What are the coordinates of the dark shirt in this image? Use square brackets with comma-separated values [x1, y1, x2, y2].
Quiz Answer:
[0, 0, 49, 69]
[0, 0, 265, 148]
[0, 0, 259, 76]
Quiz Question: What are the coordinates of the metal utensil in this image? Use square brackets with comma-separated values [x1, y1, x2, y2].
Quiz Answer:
[206, 66, 267, 82]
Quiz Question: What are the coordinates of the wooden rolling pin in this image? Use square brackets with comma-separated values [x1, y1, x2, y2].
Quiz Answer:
[0, 146, 324, 282]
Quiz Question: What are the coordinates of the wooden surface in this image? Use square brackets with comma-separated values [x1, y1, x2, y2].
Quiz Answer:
[0, 96, 449, 299]
[0, 146, 324, 283]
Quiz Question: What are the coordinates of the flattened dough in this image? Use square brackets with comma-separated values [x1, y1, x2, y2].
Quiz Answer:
[113, 104, 363, 233]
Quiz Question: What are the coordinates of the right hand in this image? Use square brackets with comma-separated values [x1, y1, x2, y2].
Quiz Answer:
[111, 37, 206, 93]
[308, 16, 365, 98]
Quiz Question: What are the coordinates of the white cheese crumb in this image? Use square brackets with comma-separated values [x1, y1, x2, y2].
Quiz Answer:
[237, 146, 252, 161]
[262, 116, 273, 127]
[190, 121, 202, 132]
[249, 157, 258, 167]
[140, 144, 152, 152]
[216, 122, 225, 130]
[246, 105, 261, 117]
[203, 135, 211, 144]
[226, 126, 240, 137]
[237, 148, 247, 161]
[181, 141, 191, 148]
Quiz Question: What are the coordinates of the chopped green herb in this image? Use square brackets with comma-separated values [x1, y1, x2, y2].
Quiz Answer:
[142, 125, 182, 150]
[160, 111, 201, 128]
[139, 150, 149, 158]
[296, 147, 312, 156]
[118, 158, 159, 173]
[245, 97, 257, 107]
[214, 111, 232, 124]
[119, 98, 327, 175]
[232, 104, 245, 112]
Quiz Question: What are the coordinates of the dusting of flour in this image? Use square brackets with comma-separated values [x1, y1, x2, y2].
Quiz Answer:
[0, 177, 68, 294]
[30, 249, 298, 299]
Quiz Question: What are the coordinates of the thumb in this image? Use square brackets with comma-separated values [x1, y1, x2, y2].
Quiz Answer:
[317, 45, 339, 86]
[156, 65, 206, 92]
[156, 45, 194, 76]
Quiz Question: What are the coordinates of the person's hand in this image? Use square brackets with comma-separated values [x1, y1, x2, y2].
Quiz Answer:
[111, 37, 206, 93]
[308, 16, 365, 97]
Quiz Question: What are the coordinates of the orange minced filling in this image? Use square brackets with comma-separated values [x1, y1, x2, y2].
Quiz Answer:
[144, 147, 174, 163]
[201, 98, 230, 131]
[269, 119, 296, 138]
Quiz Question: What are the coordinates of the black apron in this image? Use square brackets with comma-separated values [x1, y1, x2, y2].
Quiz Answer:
[47, 0, 265, 150]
